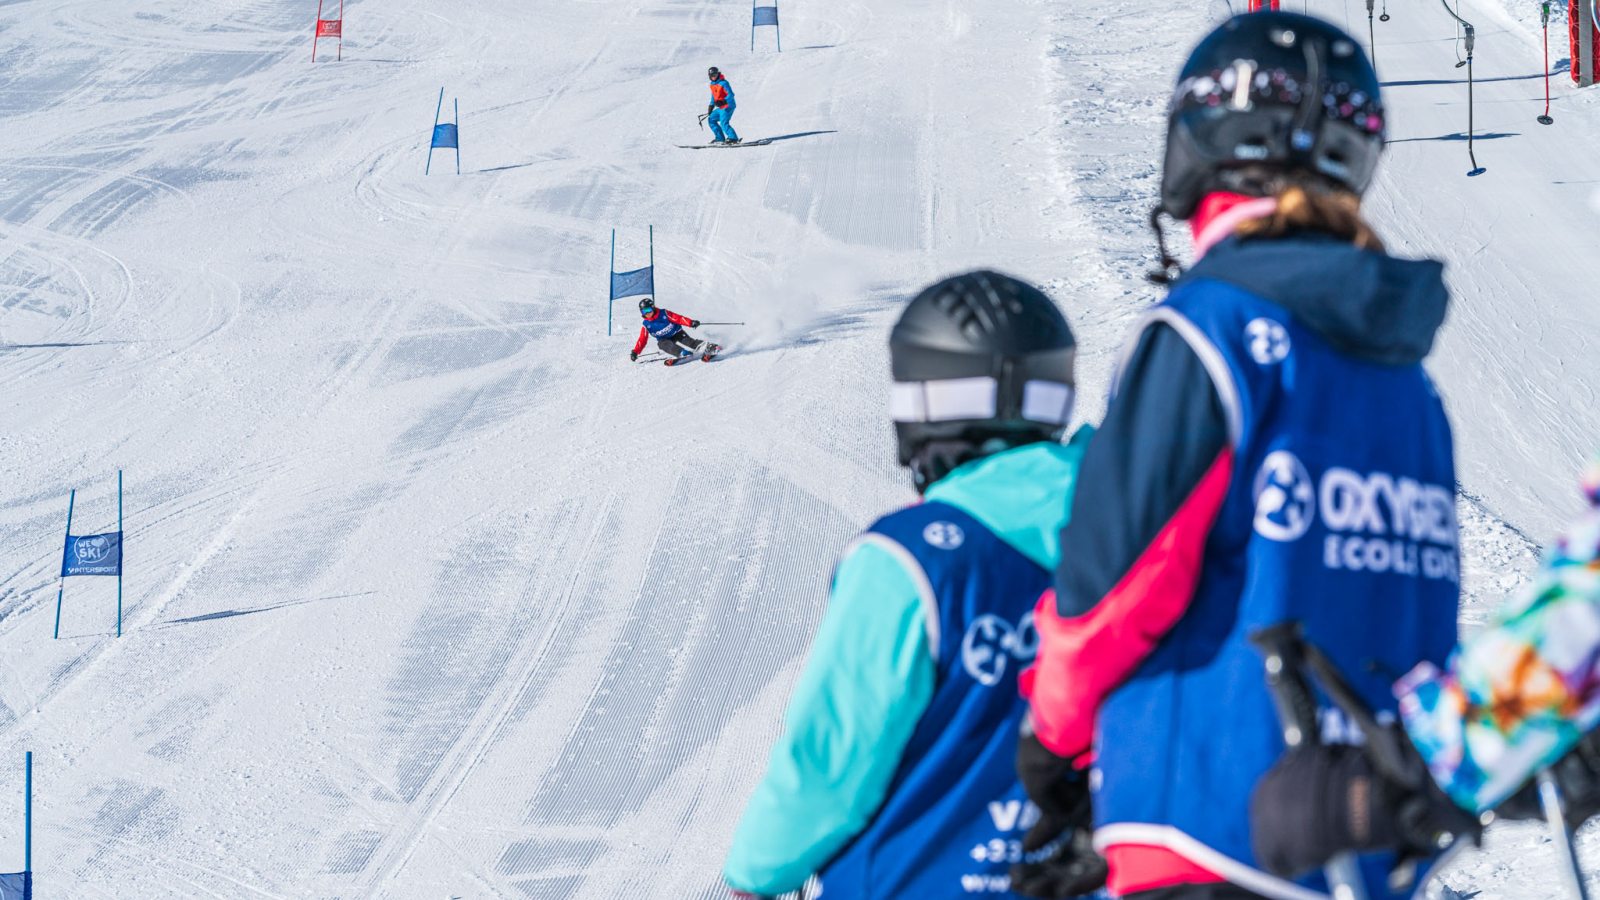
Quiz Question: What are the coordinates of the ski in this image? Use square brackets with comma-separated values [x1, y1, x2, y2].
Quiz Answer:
[675, 140, 773, 149]
[663, 344, 721, 366]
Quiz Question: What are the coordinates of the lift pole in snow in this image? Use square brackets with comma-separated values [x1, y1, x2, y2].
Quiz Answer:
[1438, 0, 1483, 174]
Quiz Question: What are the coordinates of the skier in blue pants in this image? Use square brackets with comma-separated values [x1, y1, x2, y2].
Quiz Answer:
[707, 66, 740, 144]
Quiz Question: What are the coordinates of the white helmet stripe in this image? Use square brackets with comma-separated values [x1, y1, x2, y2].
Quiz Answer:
[1021, 380, 1075, 425]
[890, 377, 999, 423]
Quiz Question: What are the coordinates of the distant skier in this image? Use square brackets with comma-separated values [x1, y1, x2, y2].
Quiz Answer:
[706, 66, 740, 144]
[723, 271, 1107, 900]
[631, 297, 718, 365]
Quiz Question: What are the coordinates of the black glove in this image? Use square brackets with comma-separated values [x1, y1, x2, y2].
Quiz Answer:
[689, 319, 700, 328]
[708, 104, 715, 116]
[1010, 727, 1107, 898]
[629, 350, 639, 362]
[1250, 730, 1480, 880]
[1495, 729, 1600, 827]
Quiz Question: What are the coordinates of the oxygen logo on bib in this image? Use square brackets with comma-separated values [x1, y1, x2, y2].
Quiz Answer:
[924, 520, 965, 550]
[1250, 451, 1460, 582]
[1246, 318, 1291, 365]
[1253, 450, 1316, 541]
[1319, 467, 1458, 581]
[961, 612, 1038, 687]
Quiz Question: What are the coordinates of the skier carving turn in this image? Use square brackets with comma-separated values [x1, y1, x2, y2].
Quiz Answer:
[630, 297, 719, 365]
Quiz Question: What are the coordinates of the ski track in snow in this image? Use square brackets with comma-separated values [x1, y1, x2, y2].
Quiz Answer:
[0, 0, 1595, 896]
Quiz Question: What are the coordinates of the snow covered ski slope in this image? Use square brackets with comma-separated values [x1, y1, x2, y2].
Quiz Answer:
[0, 0, 1596, 897]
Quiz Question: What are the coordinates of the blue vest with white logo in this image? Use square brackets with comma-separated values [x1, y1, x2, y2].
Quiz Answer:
[643, 314, 682, 339]
[819, 501, 1047, 899]
[1092, 279, 1459, 899]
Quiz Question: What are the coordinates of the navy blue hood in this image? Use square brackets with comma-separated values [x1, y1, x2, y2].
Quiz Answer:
[1180, 235, 1449, 366]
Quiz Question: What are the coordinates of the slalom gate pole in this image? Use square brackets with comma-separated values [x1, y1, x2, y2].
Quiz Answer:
[312, 0, 325, 61]
[649, 225, 655, 307]
[608, 229, 615, 336]
[426, 88, 443, 175]
[1368, 0, 1379, 68]
[1538, 770, 1593, 900]
[1250, 624, 1371, 900]
[53, 490, 74, 640]
[454, 98, 461, 175]
[116, 469, 122, 638]
[1590, 0, 1600, 87]
[1541, 2, 1555, 123]
[23, 751, 30, 875]
[337, 0, 344, 61]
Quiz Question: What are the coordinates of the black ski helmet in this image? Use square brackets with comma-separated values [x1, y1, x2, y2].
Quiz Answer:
[639, 297, 656, 315]
[889, 271, 1077, 493]
[708, 66, 720, 79]
[1159, 12, 1386, 220]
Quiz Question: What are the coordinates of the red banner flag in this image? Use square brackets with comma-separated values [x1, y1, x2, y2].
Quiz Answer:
[312, 0, 343, 61]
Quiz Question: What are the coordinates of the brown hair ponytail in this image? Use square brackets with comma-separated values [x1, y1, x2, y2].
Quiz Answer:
[1233, 177, 1385, 253]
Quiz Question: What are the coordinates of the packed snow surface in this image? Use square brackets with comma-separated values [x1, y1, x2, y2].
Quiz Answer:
[0, 0, 1596, 897]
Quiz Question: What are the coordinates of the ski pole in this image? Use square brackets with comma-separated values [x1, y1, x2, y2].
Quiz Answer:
[1381, 0, 1390, 21]
[1260, 625, 1472, 895]
[1540, 1, 1555, 124]
[1250, 624, 1372, 900]
[1538, 770, 1593, 900]
[694, 321, 745, 325]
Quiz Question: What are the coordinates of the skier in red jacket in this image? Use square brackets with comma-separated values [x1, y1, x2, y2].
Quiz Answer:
[631, 297, 720, 365]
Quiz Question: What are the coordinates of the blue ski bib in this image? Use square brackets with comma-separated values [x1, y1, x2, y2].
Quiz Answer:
[818, 501, 1050, 899]
[643, 315, 682, 339]
[1092, 279, 1459, 900]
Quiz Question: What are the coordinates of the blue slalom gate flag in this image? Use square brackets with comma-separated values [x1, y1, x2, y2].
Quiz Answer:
[62, 531, 122, 577]
[610, 266, 655, 300]
[0, 871, 30, 900]
[426, 89, 461, 175]
[752, 0, 779, 50]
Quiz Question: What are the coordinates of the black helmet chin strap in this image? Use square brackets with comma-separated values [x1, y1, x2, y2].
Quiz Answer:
[908, 435, 1040, 493]
[1147, 205, 1185, 285]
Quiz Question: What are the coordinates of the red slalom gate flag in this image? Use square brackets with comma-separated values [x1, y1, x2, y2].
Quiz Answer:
[312, 0, 343, 61]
